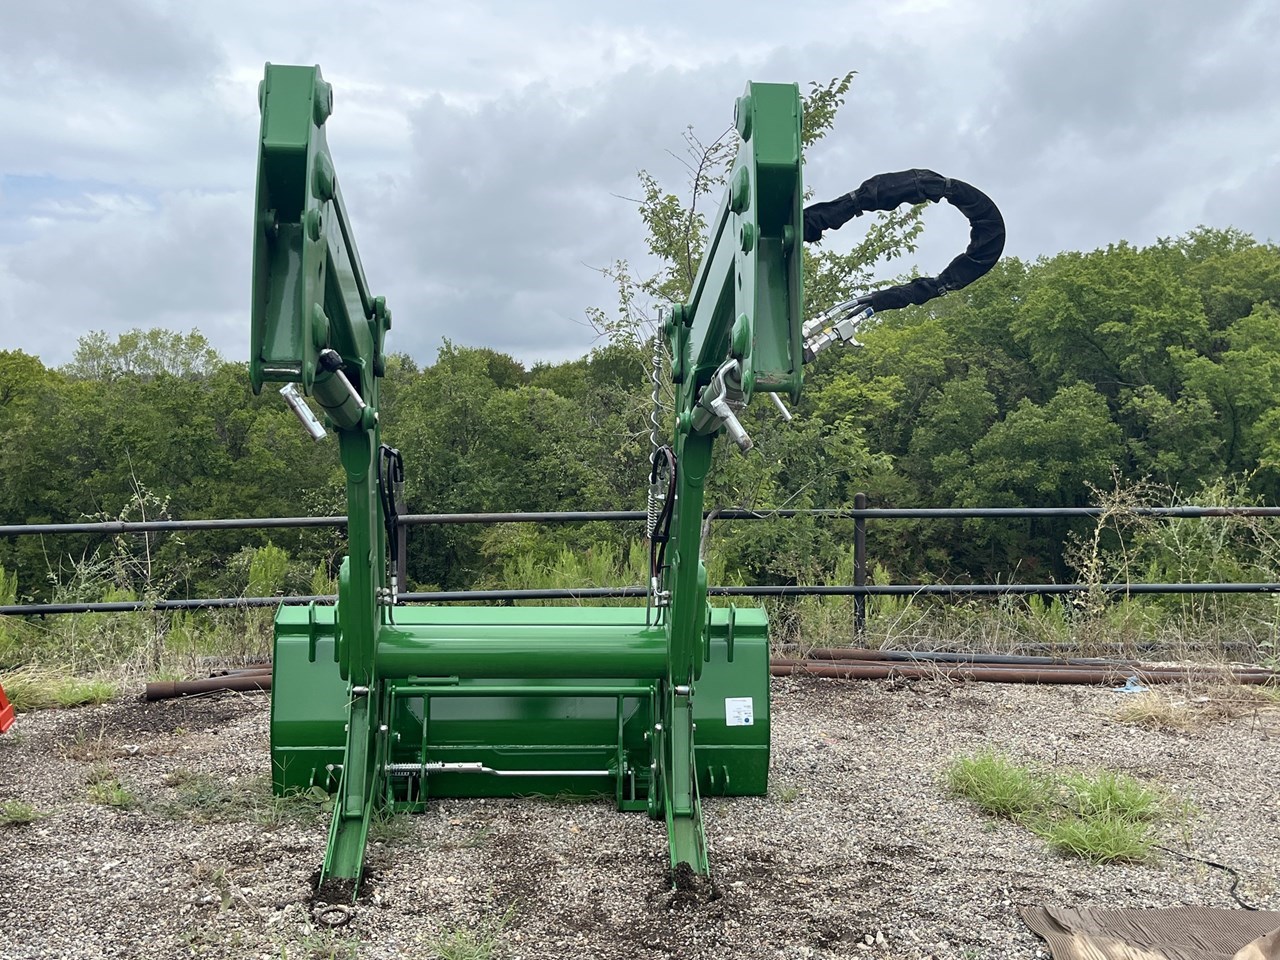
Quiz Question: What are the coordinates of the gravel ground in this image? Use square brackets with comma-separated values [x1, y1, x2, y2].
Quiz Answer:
[1, 677, 1277, 960]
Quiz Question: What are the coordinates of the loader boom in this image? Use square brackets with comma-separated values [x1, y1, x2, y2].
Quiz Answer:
[250, 63, 803, 896]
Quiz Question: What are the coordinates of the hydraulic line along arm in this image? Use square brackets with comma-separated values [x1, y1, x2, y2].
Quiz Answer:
[249, 63, 1004, 899]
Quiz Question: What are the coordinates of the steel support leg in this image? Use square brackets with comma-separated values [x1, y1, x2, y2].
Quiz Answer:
[663, 688, 708, 874]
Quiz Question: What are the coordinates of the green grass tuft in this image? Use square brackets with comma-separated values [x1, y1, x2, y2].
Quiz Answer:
[1037, 810, 1157, 863]
[86, 775, 137, 809]
[0, 799, 43, 826]
[428, 907, 515, 960]
[946, 751, 1046, 820]
[1061, 769, 1163, 822]
[947, 752, 1168, 864]
[158, 770, 329, 828]
[278, 930, 357, 960]
[0, 667, 116, 711]
[369, 809, 414, 844]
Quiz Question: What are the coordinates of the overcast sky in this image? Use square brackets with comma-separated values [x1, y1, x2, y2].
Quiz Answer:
[1, 0, 1276, 371]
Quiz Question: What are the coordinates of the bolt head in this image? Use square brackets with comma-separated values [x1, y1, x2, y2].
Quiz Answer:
[734, 95, 753, 140]
[313, 79, 333, 126]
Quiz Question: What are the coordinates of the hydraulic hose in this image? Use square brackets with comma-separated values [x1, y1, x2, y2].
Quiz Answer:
[803, 169, 1006, 311]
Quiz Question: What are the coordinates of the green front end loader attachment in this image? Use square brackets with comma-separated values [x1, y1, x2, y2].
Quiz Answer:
[252, 62, 805, 896]
[271, 605, 770, 812]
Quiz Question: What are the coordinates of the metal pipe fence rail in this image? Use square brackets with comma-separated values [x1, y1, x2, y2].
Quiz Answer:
[5, 503, 1280, 537]
[4, 582, 1280, 617]
[2, 502, 1279, 619]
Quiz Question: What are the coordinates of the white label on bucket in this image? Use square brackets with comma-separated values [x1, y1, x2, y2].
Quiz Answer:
[725, 696, 754, 727]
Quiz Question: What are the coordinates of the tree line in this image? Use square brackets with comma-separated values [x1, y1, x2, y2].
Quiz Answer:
[0, 224, 1276, 608]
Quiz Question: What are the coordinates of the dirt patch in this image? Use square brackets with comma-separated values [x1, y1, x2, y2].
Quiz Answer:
[1, 679, 1278, 959]
[91, 696, 247, 739]
[666, 861, 722, 911]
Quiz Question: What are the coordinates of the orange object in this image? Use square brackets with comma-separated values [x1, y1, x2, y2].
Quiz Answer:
[0, 682, 14, 733]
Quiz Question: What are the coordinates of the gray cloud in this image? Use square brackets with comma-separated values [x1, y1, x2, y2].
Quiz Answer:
[355, 66, 745, 363]
[0, 1, 218, 85]
[1, 0, 1277, 371]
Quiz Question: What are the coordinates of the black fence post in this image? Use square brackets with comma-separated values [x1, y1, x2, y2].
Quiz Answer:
[854, 492, 867, 634]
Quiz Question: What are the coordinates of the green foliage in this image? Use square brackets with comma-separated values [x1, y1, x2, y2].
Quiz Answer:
[0, 800, 43, 826]
[946, 751, 1045, 820]
[947, 753, 1167, 864]
[0, 564, 17, 664]
[428, 907, 515, 960]
[0, 667, 116, 710]
[86, 770, 137, 809]
[483, 539, 649, 607]
[1037, 811, 1157, 864]
[247, 544, 290, 597]
[369, 809, 415, 844]
[1060, 769, 1163, 822]
[65, 328, 222, 381]
[959, 384, 1123, 506]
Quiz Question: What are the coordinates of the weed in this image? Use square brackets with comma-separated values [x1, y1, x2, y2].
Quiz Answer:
[369, 809, 414, 844]
[60, 724, 116, 762]
[428, 906, 516, 960]
[947, 752, 1168, 865]
[259, 784, 332, 828]
[1113, 684, 1280, 732]
[159, 770, 254, 822]
[1037, 811, 1157, 864]
[191, 859, 234, 911]
[0, 799, 43, 826]
[1113, 692, 1203, 732]
[279, 930, 357, 960]
[1061, 770, 1163, 822]
[184, 928, 248, 955]
[157, 771, 327, 827]
[86, 774, 137, 809]
[946, 751, 1046, 821]
[0, 667, 116, 711]
[777, 785, 800, 803]
[1252, 684, 1280, 704]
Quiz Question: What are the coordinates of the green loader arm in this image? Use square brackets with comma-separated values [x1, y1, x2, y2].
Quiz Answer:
[251, 63, 392, 891]
[656, 82, 805, 872]
[250, 64, 803, 898]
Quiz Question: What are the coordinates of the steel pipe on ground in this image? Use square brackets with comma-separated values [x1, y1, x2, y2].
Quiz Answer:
[138, 654, 1278, 702]
[143, 675, 272, 700]
[795, 647, 1124, 667]
[209, 666, 273, 677]
[795, 648, 1278, 676]
[771, 659, 1279, 685]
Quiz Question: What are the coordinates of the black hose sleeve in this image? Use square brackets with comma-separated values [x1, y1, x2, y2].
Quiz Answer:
[803, 169, 1005, 311]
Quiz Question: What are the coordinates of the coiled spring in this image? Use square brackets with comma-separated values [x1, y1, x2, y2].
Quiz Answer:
[646, 330, 665, 539]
